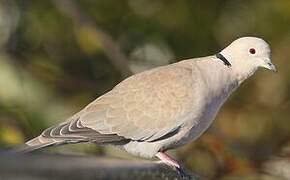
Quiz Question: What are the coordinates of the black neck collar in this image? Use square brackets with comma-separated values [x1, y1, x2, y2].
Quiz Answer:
[215, 53, 231, 67]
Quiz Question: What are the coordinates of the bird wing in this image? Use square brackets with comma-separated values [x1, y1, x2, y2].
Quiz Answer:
[78, 62, 198, 142]
[26, 61, 200, 149]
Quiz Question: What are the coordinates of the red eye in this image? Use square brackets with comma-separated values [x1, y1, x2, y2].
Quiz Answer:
[249, 48, 256, 54]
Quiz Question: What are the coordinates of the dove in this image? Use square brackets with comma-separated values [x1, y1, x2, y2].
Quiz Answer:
[17, 37, 276, 173]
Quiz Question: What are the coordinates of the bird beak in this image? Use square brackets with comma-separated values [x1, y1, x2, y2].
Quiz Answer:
[261, 59, 277, 73]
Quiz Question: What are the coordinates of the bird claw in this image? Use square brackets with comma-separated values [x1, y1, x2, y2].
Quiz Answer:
[175, 165, 192, 179]
[155, 152, 192, 179]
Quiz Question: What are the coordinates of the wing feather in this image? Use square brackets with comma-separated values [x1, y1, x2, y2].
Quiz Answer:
[22, 60, 200, 152]
[80, 63, 197, 142]
[40, 116, 129, 145]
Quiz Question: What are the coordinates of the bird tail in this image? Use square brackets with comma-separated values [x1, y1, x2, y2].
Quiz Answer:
[10, 136, 58, 154]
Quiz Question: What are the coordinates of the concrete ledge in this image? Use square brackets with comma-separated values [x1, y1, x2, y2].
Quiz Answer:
[0, 153, 200, 180]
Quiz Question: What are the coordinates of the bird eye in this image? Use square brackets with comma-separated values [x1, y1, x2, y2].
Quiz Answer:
[249, 48, 256, 54]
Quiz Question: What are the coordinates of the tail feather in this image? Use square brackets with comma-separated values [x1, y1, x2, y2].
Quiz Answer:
[11, 136, 58, 154]
[10, 115, 131, 154]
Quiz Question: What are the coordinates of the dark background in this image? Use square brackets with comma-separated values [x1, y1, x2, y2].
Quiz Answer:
[0, 0, 289, 179]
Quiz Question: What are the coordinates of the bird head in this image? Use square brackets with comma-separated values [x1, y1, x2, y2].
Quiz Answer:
[220, 37, 277, 75]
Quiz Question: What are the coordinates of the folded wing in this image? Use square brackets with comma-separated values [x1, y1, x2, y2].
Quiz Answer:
[80, 64, 197, 142]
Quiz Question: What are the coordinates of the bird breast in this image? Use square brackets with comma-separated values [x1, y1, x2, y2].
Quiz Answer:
[167, 62, 239, 149]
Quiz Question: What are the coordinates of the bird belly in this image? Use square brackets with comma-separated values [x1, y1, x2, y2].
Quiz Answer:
[173, 78, 239, 148]
[122, 84, 236, 158]
[167, 93, 229, 149]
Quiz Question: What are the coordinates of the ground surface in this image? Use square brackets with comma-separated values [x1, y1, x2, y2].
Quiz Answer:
[0, 153, 200, 180]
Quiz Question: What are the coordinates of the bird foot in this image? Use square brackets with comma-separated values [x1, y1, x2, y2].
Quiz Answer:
[155, 152, 190, 178]
[173, 165, 192, 179]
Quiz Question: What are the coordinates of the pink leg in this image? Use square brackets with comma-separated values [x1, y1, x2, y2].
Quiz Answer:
[155, 151, 181, 169]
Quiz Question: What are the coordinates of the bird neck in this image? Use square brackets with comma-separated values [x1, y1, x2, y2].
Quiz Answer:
[231, 62, 258, 85]
[219, 50, 258, 85]
[193, 57, 240, 99]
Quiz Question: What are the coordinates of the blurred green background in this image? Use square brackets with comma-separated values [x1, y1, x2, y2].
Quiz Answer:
[0, 0, 289, 179]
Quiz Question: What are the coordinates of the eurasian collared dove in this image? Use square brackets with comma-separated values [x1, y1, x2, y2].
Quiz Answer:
[18, 37, 276, 172]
